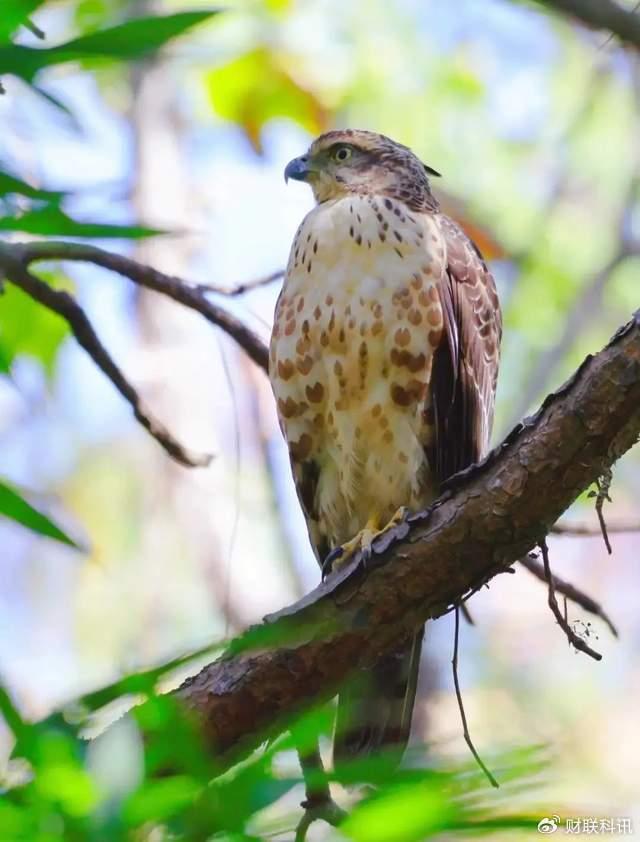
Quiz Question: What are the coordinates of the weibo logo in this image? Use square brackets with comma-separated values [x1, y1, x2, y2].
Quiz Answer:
[537, 815, 560, 834]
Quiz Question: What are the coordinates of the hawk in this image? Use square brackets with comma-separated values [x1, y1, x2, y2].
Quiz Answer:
[270, 130, 501, 763]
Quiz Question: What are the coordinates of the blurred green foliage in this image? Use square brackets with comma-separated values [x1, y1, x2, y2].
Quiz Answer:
[0, 0, 637, 838]
[0, 9, 218, 244]
[0, 11, 220, 81]
[0, 646, 546, 841]
[0, 277, 69, 375]
[0, 1, 48, 46]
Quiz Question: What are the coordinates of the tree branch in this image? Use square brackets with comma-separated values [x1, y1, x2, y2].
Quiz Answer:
[519, 552, 618, 637]
[532, 0, 640, 49]
[0, 244, 212, 468]
[6, 240, 269, 371]
[196, 269, 284, 297]
[174, 311, 640, 762]
[539, 537, 602, 659]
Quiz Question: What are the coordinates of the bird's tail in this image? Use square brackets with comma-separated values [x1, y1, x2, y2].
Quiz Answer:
[333, 627, 424, 767]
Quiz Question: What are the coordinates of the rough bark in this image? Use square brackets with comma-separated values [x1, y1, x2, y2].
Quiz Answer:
[175, 311, 640, 762]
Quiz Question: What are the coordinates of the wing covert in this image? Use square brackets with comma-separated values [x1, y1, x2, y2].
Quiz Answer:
[428, 215, 502, 483]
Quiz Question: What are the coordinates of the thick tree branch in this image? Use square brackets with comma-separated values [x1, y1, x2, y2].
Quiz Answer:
[175, 311, 640, 761]
[532, 0, 640, 49]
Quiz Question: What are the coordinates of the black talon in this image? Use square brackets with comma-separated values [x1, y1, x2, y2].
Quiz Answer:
[322, 545, 344, 578]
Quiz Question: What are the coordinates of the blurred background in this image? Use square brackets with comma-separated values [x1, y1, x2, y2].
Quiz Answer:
[1, 0, 639, 836]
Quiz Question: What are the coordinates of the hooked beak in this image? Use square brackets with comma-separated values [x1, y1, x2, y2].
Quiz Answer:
[284, 155, 312, 184]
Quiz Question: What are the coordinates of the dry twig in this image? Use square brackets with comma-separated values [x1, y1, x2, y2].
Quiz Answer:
[196, 269, 284, 297]
[539, 538, 602, 660]
[0, 245, 211, 468]
[9, 240, 269, 371]
[520, 552, 618, 637]
[452, 606, 498, 787]
[589, 470, 614, 554]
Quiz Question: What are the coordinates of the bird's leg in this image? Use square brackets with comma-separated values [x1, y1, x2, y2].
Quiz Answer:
[323, 507, 409, 576]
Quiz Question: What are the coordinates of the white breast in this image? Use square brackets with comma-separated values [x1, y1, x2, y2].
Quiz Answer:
[271, 193, 446, 547]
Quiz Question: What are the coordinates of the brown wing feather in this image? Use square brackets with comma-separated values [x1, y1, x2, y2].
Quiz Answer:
[291, 457, 330, 564]
[429, 215, 502, 483]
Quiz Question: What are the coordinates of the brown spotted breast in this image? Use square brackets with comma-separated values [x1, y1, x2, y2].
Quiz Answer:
[270, 192, 447, 551]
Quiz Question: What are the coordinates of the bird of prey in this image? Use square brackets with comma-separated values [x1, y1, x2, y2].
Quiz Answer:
[270, 129, 502, 764]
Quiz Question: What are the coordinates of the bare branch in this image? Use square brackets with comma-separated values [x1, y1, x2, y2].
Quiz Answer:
[452, 606, 499, 788]
[23, 18, 46, 39]
[0, 245, 211, 468]
[8, 240, 270, 372]
[519, 553, 618, 637]
[533, 0, 640, 50]
[539, 538, 602, 660]
[174, 312, 640, 760]
[196, 269, 284, 297]
[590, 470, 614, 554]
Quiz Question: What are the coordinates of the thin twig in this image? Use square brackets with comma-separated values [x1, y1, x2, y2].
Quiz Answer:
[461, 602, 475, 625]
[520, 553, 618, 637]
[590, 470, 613, 554]
[197, 269, 284, 297]
[0, 248, 211, 468]
[23, 18, 46, 39]
[539, 538, 602, 660]
[10, 240, 270, 372]
[452, 606, 499, 788]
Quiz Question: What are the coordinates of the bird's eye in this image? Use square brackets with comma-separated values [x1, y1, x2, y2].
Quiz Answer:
[333, 146, 352, 162]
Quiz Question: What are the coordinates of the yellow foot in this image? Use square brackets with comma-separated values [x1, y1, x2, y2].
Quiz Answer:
[322, 507, 409, 577]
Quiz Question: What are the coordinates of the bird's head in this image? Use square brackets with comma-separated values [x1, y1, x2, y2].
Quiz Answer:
[284, 129, 440, 210]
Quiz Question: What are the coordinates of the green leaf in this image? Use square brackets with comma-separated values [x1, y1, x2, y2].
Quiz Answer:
[0, 1, 46, 45]
[207, 48, 327, 152]
[123, 776, 202, 826]
[0, 11, 220, 82]
[0, 684, 26, 738]
[0, 803, 31, 839]
[35, 763, 99, 817]
[77, 638, 227, 712]
[342, 780, 452, 841]
[0, 478, 79, 548]
[0, 169, 65, 203]
[0, 280, 69, 376]
[0, 204, 162, 238]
